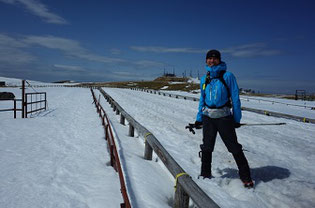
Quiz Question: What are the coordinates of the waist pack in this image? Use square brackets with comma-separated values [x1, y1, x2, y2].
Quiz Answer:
[203, 106, 231, 118]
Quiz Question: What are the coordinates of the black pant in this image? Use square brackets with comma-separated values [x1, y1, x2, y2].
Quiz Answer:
[201, 115, 251, 181]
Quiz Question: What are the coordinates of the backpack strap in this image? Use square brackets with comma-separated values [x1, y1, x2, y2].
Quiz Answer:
[202, 71, 210, 90]
[218, 71, 231, 98]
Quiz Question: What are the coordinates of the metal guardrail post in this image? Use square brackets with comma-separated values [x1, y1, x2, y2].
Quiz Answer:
[129, 124, 134, 137]
[120, 115, 125, 125]
[174, 183, 189, 208]
[144, 133, 153, 160]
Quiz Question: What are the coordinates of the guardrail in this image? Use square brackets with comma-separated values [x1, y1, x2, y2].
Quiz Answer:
[98, 87, 220, 208]
[91, 89, 131, 208]
[130, 88, 315, 124]
[240, 96, 315, 110]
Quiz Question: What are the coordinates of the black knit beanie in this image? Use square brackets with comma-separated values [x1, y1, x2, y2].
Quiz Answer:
[206, 49, 221, 60]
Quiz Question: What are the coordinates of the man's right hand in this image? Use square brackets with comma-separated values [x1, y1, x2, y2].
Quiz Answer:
[195, 121, 203, 129]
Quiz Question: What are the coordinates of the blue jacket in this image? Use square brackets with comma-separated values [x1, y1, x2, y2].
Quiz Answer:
[196, 62, 242, 123]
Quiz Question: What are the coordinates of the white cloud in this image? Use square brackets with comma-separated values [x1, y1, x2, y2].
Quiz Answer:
[0, 34, 36, 64]
[130, 46, 206, 53]
[130, 43, 282, 58]
[23, 35, 126, 63]
[53, 64, 85, 72]
[221, 43, 282, 57]
[0, 0, 68, 24]
[110, 48, 121, 55]
[133, 60, 164, 68]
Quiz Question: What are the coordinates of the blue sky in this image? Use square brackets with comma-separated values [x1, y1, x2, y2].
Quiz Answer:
[0, 0, 314, 94]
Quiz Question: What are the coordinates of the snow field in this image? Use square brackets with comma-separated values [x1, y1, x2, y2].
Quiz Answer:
[1, 88, 123, 208]
[159, 90, 315, 119]
[1, 85, 315, 208]
[101, 87, 315, 208]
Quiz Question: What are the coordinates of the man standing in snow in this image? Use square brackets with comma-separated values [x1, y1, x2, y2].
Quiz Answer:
[195, 49, 253, 188]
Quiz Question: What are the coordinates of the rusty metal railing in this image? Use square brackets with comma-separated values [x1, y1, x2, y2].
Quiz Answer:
[0, 98, 22, 118]
[90, 88, 131, 208]
[25, 92, 47, 118]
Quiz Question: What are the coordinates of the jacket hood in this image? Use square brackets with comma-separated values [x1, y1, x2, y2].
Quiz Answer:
[205, 61, 227, 78]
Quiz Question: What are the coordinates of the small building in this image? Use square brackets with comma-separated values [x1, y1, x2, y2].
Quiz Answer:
[0, 81, 5, 87]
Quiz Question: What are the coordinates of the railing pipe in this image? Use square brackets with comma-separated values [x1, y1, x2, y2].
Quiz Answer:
[98, 88, 220, 208]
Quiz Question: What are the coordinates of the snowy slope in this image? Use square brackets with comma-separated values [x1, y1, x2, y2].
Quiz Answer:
[159, 90, 315, 119]
[0, 88, 123, 207]
[100, 88, 315, 208]
[0, 76, 47, 86]
[1, 85, 315, 208]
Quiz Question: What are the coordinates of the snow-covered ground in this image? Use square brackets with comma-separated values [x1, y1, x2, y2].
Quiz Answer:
[99, 88, 315, 208]
[0, 88, 124, 207]
[159, 90, 315, 119]
[1, 84, 315, 208]
[0, 76, 46, 86]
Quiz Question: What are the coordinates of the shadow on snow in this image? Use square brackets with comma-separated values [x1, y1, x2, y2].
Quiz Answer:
[221, 166, 291, 185]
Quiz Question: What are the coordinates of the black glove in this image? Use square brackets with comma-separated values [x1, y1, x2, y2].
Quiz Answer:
[185, 121, 202, 134]
[195, 121, 203, 129]
[234, 122, 241, 128]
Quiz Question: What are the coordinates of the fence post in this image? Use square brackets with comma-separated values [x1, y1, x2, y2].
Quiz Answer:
[116, 109, 119, 115]
[25, 95, 28, 118]
[22, 80, 25, 118]
[174, 183, 189, 208]
[45, 93, 47, 110]
[144, 140, 153, 160]
[14, 99, 16, 119]
[129, 124, 134, 137]
[120, 114, 125, 125]
[102, 115, 105, 126]
[105, 124, 108, 140]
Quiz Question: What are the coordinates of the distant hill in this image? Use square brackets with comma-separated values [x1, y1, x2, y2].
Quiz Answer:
[79, 76, 200, 92]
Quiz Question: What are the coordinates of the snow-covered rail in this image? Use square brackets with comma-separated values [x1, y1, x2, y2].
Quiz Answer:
[131, 88, 315, 124]
[98, 87, 220, 208]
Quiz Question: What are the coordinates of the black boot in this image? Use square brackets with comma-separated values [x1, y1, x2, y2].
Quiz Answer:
[232, 151, 253, 186]
[199, 145, 212, 179]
